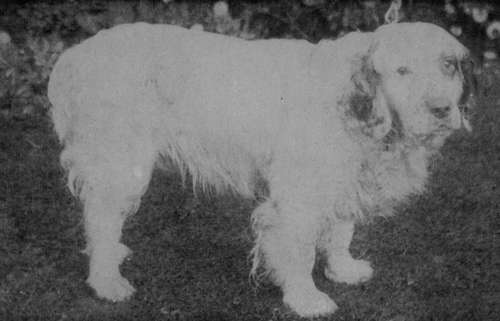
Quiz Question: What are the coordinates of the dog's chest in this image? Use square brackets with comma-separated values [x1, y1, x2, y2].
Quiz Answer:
[357, 146, 429, 217]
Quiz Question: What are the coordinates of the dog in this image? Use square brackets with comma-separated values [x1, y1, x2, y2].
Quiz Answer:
[48, 22, 474, 317]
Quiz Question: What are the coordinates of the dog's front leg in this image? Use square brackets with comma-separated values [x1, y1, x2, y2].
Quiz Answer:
[253, 199, 338, 317]
[323, 221, 373, 284]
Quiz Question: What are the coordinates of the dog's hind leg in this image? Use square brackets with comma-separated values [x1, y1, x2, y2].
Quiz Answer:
[82, 185, 136, 301]
[80, 154, 154, 301]
[62, 104, 157, 301]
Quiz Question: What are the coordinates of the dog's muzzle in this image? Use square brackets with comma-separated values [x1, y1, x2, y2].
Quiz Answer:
[426, 98, 472, 132]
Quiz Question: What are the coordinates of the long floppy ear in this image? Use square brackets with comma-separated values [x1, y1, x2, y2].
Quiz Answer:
[459, 55, 478, 131]
[347, 48, 393, 140]
[310, 32, 392, 140]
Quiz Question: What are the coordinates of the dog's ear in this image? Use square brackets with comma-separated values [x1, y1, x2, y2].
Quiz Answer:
[347, 51, 393, 140]
[459, 55, 478, 131]
[349, 54, 378, 120]
[310, 33, 392, 140]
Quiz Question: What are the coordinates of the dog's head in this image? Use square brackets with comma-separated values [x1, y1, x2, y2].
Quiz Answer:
[346, 22, 476, 149]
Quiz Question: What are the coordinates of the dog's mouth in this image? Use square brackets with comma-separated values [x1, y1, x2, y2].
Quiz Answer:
[417, 125, 453, 148]
[392, 122, 453, 150]
[380, 108, 458, 149]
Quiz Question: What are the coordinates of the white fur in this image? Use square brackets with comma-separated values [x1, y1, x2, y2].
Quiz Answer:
[48, 22, 471, 317]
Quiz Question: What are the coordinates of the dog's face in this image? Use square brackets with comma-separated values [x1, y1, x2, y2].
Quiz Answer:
[353, 23, 475, 149]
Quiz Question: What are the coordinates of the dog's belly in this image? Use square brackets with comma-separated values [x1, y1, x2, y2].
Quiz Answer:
[156, 125, 271, 196]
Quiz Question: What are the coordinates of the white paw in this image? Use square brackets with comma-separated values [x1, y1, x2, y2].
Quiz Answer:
[87, 274, 136, 302]
[325, 257, 373, 284]
[283, 286, 338, 317]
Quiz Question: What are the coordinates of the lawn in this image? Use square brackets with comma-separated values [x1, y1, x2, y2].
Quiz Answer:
[0, 1, 499, 321]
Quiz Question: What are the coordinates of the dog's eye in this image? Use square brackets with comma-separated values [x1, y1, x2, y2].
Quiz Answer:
[397, 66, 411, 75]
[443, 58, 457, 75]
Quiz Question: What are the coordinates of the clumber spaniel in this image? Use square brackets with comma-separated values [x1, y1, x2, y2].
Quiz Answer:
[48, 22, 474, 317]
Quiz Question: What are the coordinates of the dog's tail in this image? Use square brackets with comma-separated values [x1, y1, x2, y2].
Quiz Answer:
[48, 47, 80, 144]
[48, 48, 89, 198]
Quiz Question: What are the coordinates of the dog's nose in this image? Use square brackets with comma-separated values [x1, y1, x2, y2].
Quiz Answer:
[426, 97, 454, 119]
[429, 105, 452, 119]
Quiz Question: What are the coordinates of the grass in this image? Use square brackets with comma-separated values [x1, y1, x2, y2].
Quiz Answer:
[1, 90, 499, 321]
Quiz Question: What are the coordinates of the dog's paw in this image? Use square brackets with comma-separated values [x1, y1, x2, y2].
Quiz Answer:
[325, 257, 373, 284]
[283, 287, 338, 317]
[87, 274, 136, 302]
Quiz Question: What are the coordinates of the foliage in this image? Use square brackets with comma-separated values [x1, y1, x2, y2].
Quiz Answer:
[0, 34, 64, 119]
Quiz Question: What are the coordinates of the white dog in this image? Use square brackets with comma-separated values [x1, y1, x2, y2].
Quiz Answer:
[48, 22, 474, 317]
